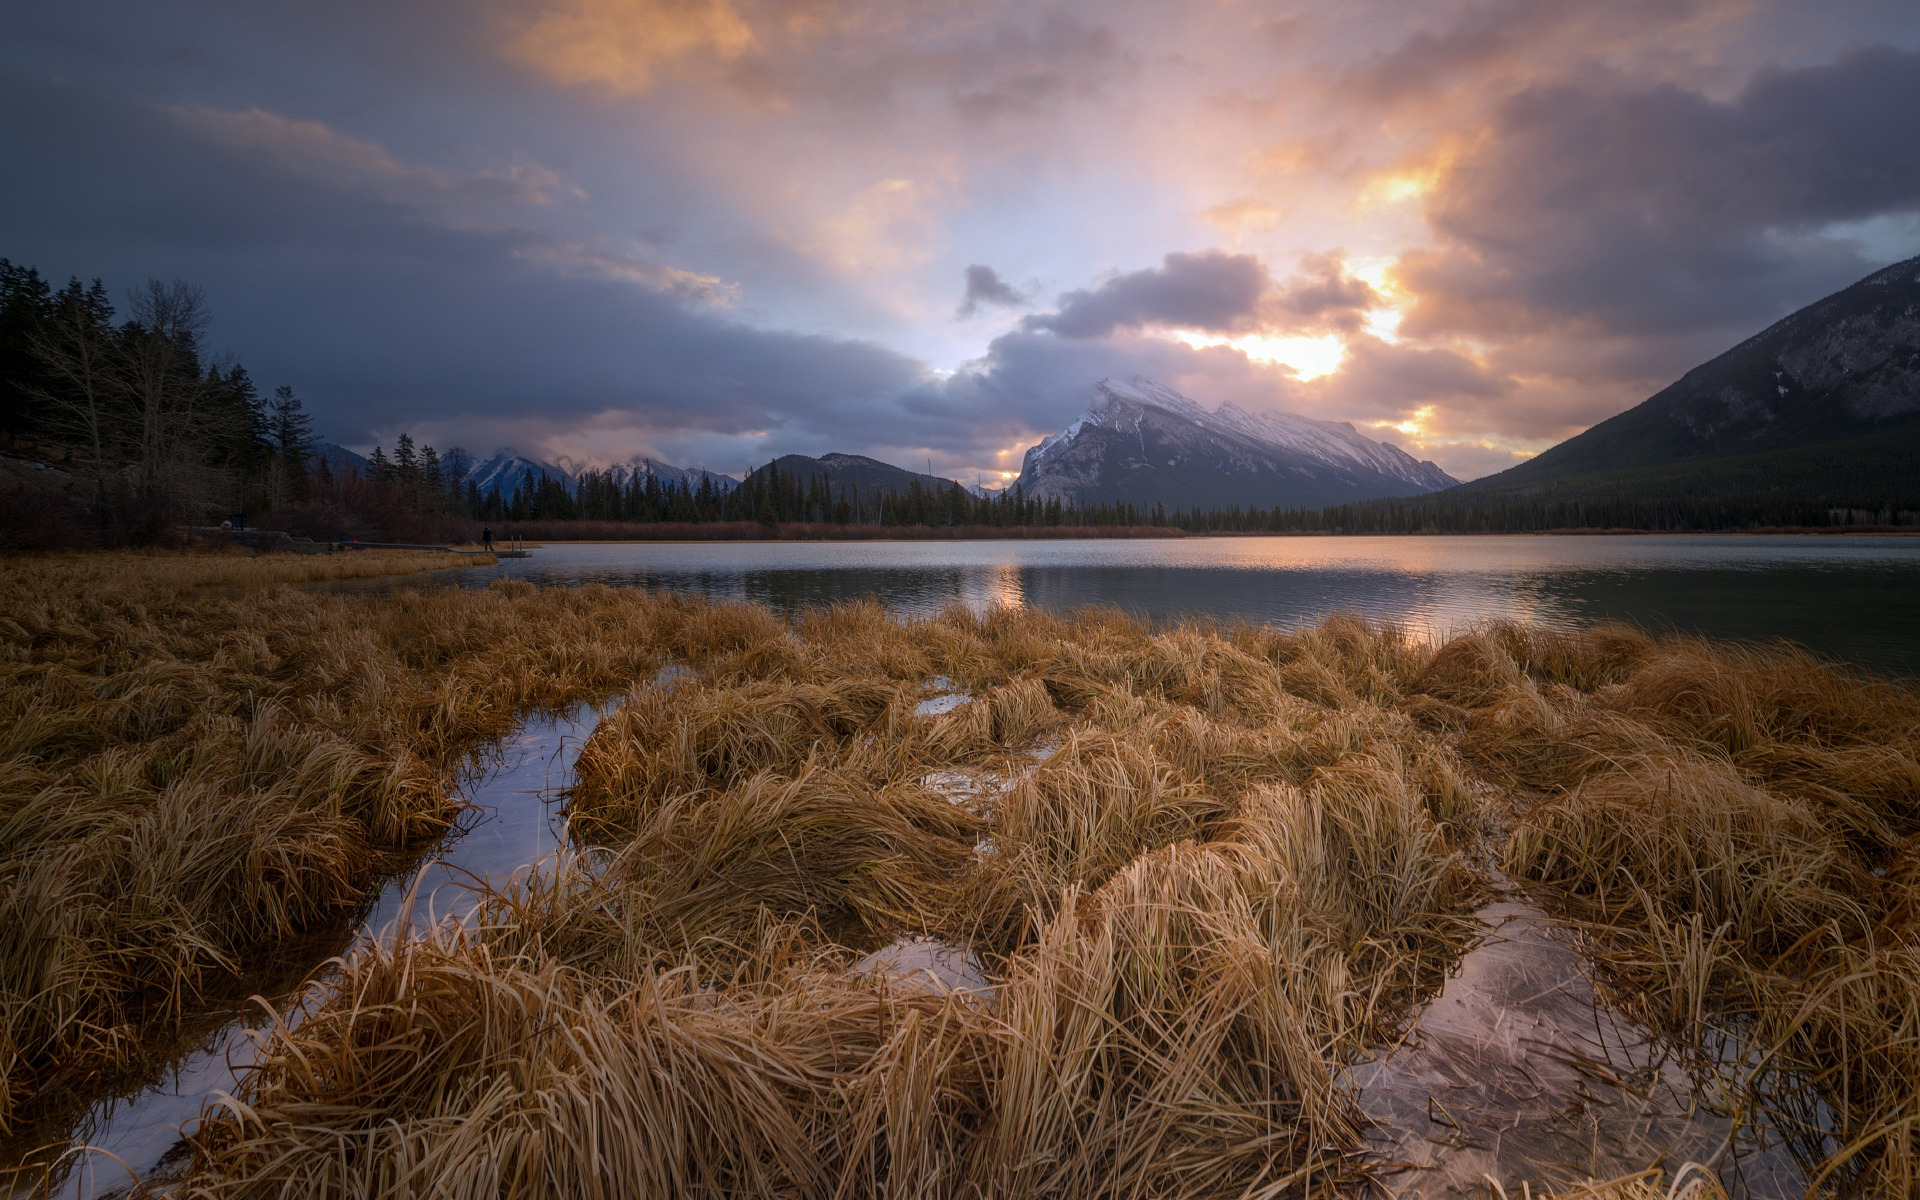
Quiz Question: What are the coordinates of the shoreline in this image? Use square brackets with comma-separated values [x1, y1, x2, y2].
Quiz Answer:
[466, 523, 1920, 544]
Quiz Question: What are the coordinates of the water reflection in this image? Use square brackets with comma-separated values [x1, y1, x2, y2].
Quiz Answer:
[338, 535, 1920, 674]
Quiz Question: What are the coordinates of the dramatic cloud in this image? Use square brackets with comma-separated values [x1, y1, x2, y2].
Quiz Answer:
[1266, 253, 1380, 332]
[171, 107, 583, 218]
[3, 0, 1917, 481]
[0, 77, 932, 469]
[1023, 251, 1270, 339]
[1403, 45, 1920, 343]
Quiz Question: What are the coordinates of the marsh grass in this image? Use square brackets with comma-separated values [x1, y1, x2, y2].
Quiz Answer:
[1, 552, 693, 1144]
[10, 558, 1919, 1196]
[164, 601, 1492, 1198]
[1479, 640, 1920, 1196]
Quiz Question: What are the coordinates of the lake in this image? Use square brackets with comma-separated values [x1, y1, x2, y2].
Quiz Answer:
[399, 534, 1920, 675]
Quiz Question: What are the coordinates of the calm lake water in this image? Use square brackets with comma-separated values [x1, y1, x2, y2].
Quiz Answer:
[408, 534, 1920, 675]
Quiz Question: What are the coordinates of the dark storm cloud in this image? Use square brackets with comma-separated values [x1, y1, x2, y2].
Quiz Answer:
[955, 265, 1026, 318]
[1015, 250, 1378, 342]
[0, 75, 931, 452]
[1402, 45, 1920, 343]
[1022, 250, 1269, 339]
[1268, 252, 1379, 331]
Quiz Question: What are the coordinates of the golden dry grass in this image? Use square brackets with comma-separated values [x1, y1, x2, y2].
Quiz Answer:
[0, 552, 698, 1143]
[1458, 637, 1920, 1197]
[159, 601, 1492, 1198]
[9, 562, 1919, 1197]
[19, 546, 491, 595]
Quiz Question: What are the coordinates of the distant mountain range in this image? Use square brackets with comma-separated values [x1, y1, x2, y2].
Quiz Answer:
[1012, 377, 1456, 511]
[312, 444, 740, 498]
[333, 384, 1458, 516]
[1451, 253, 1920, 508]
[463, 449, 560, 497]
[744, 452, 958, 499]
[462, 450, 737, 498]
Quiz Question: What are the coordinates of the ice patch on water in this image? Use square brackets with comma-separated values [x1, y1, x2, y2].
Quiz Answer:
[648, 663, 693, 690]
[1349, 901, 1807, 1199]
[915, 678, 968, 717]
[920, 769, 987, 805]
[19, 702, 613, 1199]
[853, 938, 994, 997]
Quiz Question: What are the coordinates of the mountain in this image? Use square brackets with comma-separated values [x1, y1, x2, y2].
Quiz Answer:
[464, 450, 736, 498]
[314, 442, 366, 474]
[468, 449, 574, 498]
[589, 455, 738, 494]
[1014, 377, 1456, 511]
[1453, 254, 1920, 506]
[747, 452, 960, 499]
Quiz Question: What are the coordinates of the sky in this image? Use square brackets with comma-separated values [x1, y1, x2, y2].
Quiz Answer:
[4, 0, 1919, 483]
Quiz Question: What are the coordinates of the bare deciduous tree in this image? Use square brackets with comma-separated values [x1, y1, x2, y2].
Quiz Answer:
[117, 279, 234, 512]
[27, 282, 119, 501]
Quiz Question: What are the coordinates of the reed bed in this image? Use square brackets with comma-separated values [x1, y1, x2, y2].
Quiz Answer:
[171, 601, 1488, 1198]
[1440, 633, 1920, 1196]
[12, 559, 1920, 1196]
[1, 553, 712, 1145]
[15, 546, 489, 595]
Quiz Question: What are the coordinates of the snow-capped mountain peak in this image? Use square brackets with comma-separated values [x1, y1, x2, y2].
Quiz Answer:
[1093, 376, 1211, 421]
[465, 450, 737, 497]
[468, 449, 574, 497]
[1016, 376, 1456, 511]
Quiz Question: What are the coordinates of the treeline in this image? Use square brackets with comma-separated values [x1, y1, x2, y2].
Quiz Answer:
[1, 259, 320, 544]
[478, 461, 1169, 530]
[1158, 495, 1919, 534]
[350, 450, 1919, 543]
[472, 459, 1916, 535]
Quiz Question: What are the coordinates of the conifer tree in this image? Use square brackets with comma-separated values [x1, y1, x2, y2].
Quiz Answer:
[266, 386, 316, 504]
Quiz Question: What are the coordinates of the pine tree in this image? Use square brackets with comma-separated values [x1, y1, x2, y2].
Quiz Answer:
[393, 433, 419, 500]
[0, 259, 56, 440]
[267, 386, 316, 504]
[420, 445, 444, 513]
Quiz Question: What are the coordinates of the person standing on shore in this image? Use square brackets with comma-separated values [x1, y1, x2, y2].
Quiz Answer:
[482, 526, 494, 551]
